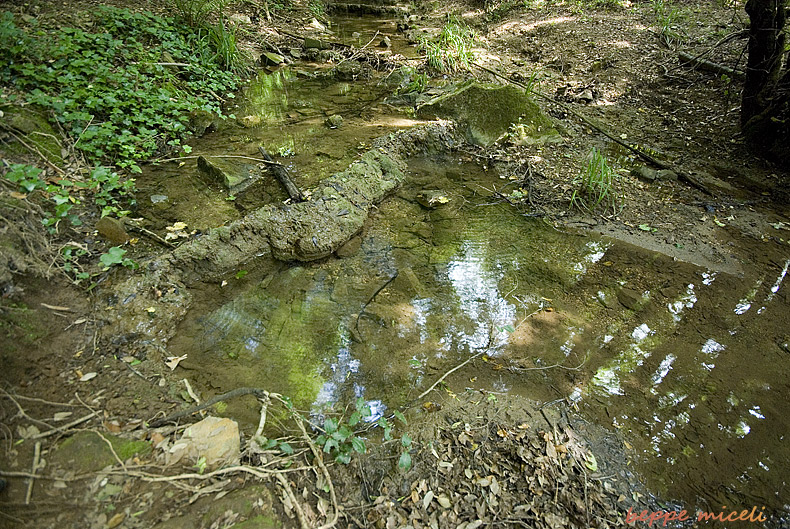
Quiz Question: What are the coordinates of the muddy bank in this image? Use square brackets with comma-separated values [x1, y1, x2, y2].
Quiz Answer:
[102, 124, 460, 357]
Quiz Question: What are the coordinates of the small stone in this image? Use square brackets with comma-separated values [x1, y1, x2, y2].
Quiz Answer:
[378, 36, 391, 48]
[260, 52, 285, 67]
[617, 288, 643, 311]
[325, 114, 343, 129]
[656, 169, 678, 181]
[229, 14, 252, 25]
[96, 217, 129, 244]
[304, 37, 329, 49]
[633, 166, 657, 182]
[167, 417, 240, 469]
[150, 194, 168, 204]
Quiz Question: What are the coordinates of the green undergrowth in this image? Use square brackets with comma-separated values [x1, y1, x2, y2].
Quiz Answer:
[419, 20, 477, 73]
[570, 147, 622, 214]
[0, 6, 242, 173]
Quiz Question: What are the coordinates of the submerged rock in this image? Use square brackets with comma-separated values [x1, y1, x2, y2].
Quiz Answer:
[417, 81, 562, 146]
[197, 155, 253, 193]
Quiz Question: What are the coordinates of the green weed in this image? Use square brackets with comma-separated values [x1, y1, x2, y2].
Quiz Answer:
[651, 0, 685, 46]
[314, 398, 411, 468]
[209, 18, 252, 75]
[569, 147, 622, 214]
[169, 0, 227, 27]
[419, 21, 477, 73]
[0, 7, 240, 173]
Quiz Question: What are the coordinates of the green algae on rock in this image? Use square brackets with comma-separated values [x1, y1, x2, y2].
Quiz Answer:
[417, 82, 562, 146]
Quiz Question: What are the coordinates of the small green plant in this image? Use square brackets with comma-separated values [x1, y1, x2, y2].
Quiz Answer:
[209, 18, 252, 75]
[0, 7, 240, 173]
[315, 398, 410, 467]
[61, 245, 91, 283]
[100, 246, 138, 270]
[402, 72, 429, 94]
[308, 0, 327, 20]
[569, 147, 622, 214]
[3, 163, 46, 193]
[651, 0, 685, 46]
[419, 21, 476, 73]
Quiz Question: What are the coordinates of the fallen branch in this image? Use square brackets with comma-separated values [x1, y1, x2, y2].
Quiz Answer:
[280, 396, 340, 529]
[471, 62, 714, 196]
[678, 50, 745, 80]
[25, 441, 41, 504]
[258, 146, 305, 202]
[355, 271, 398, 338]
[149, 387, 269, 427]
[30, 410, 101, 440]
[412, 350, 486, 403]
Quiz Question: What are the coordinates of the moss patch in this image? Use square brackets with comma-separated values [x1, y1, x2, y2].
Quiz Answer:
[417, 82, 561, 146]
[50, 431, 151, 473]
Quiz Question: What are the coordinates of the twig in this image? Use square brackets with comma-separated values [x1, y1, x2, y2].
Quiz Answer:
[125, 220, 175, 248]
[153, 154, 280, 165]
[331, 31, 380, 72]
[2, 393, 80, 407]
[283, 398, 340, 529]
[92, 430, 127, 471]
[412, 350, 486, 404]
[0, 122, 65, 175]
[149, 387, 269, 427]
[25, 441, 41, 505]
[276, 473, 310, 529]
[182, 379, 201, 405]
[29, 411, 100, 440]
[355, 271, 398, 337]
[1, 389, 54, 430]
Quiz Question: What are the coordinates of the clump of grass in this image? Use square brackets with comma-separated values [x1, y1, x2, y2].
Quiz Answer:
[419, 21, 477, 73]
[651, 0, 685, 47]
[209, 18, 252, 75]
[569, 147, 622, 214]
[170, 0, 227, 27]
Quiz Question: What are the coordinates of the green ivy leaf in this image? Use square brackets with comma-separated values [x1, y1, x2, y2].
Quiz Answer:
[279, 442, 293, 455]
[351, 437, 366, 454]
[398, 451, 412, 471]
[393, 410, 407, 426]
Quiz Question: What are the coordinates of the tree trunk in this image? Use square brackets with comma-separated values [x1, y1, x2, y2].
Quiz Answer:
[742, 0, 785, 125]
[741, 0, 790, 162]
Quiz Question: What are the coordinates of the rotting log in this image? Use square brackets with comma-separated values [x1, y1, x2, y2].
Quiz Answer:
[258, 146, 305, 202]
[677, 51, 745, 80]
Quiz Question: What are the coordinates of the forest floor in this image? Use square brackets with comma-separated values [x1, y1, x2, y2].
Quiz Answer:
[1, 0, 789, 528]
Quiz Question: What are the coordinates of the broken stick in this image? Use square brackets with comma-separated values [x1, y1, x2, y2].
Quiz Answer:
[258, 146, 305, 202]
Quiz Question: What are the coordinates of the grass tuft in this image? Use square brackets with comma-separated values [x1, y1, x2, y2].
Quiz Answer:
[419, 21, 477, 73]
[570, 147, 622, 214]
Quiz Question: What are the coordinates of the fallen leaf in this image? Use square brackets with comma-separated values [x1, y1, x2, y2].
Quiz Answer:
[423, 490, 434, 510]
[165, 354, 187, 371]
[80, 372, 98, 382]
[437, 494, 451, 509]
[52, 412, 72, 421]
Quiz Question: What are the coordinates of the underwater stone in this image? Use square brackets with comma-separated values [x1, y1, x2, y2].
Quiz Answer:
[197, 155, 252, 192]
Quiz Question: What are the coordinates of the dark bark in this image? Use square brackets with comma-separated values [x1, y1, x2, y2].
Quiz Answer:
[258, 145, 306, 202]
[742, 0, 785, 126]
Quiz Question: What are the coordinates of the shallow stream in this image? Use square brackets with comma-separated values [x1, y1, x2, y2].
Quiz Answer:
[138, 38, 790, 520]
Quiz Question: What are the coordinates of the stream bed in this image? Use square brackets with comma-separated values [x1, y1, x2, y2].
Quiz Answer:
[139, 59, 790, 519]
